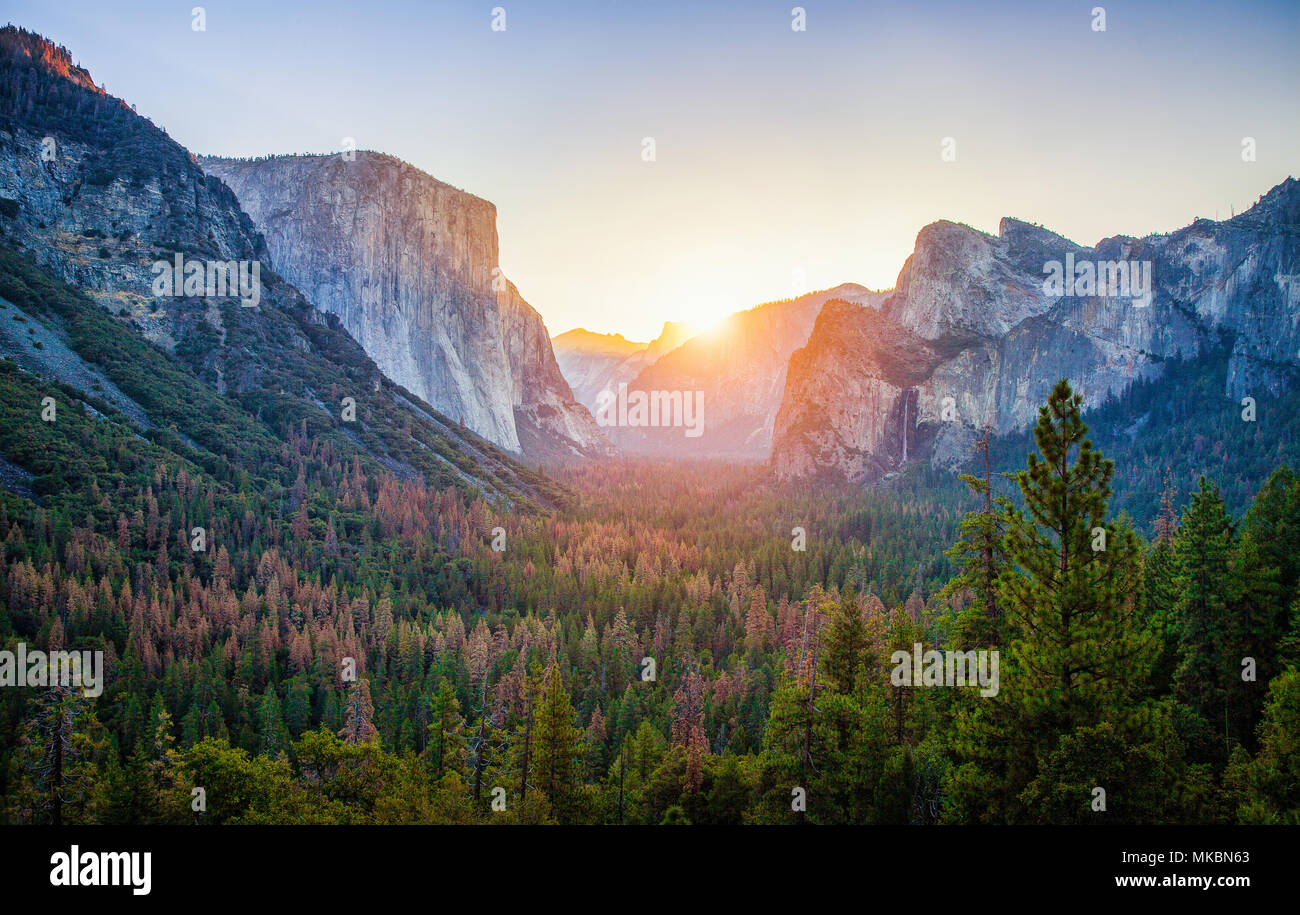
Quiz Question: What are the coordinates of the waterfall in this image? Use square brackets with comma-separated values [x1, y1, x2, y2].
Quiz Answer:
[901, 391, 909, 463]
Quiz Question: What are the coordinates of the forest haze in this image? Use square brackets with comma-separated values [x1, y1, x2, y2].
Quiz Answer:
[0, 18, 1296, 836]
[1, 252, 1295, 823]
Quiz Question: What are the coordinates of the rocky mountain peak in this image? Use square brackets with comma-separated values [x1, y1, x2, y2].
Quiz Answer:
[885, 219, 1052, 344]
[644, 320, 698, 360]
[1, 26, 103, 95]
[0, 27, 557, 505]
[1230, 175, 1300, 226]
[774, 178, 1300, 482]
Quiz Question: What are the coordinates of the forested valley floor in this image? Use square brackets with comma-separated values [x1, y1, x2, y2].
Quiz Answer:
[3, 365, 1298, 823]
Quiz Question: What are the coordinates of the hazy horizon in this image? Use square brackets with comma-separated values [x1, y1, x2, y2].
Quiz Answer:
[8, 0, 1299, 340]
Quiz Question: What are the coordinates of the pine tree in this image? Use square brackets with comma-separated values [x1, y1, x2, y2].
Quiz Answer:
[744, 585, 771, 654]
[947, 380, 1162, 823]
[670, 669, 708, 793]
[1233, 666, 1300, 824]
[8, 684, 100, 824]
[530, 664, 581, 821]
[941, 428, 1009, 646]
[1153, 468, 1180, 541]
[1000, 379, 1149, 727]
[1143, 470, 1182, 693]
[144, 699, 188, 823]
[466, 676, 506, 805]
[426, 680, 467, 779]
[1143, 535, 1181, 694]
[822, 593, 871, 696]
[1241, 465, 1300, 608]
[584, 705, 607, 782]
[257, 685, 288, 758]
[1171, 476, 1236, 766]
[339, 678, 378, 745]
[886, 604, 924, 745]
[1228, 532, 1281, 751]
[507, 663, 541, 806]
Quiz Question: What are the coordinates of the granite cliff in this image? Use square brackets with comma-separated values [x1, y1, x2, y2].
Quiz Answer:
[0, 25, 558, 505]
[201, 152, 612, 461]
[774, 180, 1300, 481]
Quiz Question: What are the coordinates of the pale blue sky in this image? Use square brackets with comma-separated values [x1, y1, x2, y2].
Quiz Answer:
[8, 0, 1299, 339]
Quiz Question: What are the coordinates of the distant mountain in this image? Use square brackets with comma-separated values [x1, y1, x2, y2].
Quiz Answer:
[201, 153, 613, 463]
[552, 321, 695, 416]
[773, 179, 1300, 481]
[0, 25, 559, 507]
[613, 284, 889, 458]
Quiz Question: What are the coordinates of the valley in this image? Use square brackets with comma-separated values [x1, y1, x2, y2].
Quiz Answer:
[0, 21, 1296, 830]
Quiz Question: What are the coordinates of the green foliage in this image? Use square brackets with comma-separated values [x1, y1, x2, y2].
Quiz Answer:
[1001, 379, 1150, 726]
[1233, 666, 1300, 823]
[0, 245, 1295, 823]
[948, 381, 1217, 824]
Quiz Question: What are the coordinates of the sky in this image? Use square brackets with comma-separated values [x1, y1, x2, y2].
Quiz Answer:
[8, 0, 1299, 341]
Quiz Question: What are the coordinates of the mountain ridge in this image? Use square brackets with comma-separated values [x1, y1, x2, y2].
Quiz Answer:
[774, 177, 1300, 481]
[552, 320, 697, 422]
[0, 24, 560, 507]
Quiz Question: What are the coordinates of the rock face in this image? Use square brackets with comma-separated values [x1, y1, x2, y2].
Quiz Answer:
[773, 179, 1300, 481]
[0, 44, 266, 356]
[0, 25, 556, 506]
[774, 300, 946, 481]
[614, 284, 889, 458]
[200, 153, 612, 461]
[496, 277, 617, 460]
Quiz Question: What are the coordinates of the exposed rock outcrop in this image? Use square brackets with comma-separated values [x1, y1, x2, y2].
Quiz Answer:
[0, 25, 557, 505]
[610, 284, 888, 458]
[201, 152, 612, 461]
[773, 179, 1300, 481]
